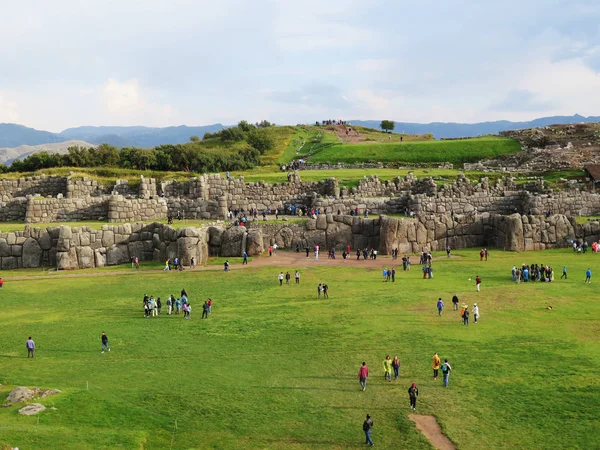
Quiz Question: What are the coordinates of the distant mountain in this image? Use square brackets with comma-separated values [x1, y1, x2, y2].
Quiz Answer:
[60, 124, 226, 147]
[0, 123, 225, 149]
[350, 114, 600, 139]
[0, 140, 95, 165]
[0, 123, 65, 148]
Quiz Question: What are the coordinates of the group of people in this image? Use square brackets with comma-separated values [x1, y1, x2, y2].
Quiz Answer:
[356, 248, 378, 260]
[437, 296, 480, 324]
[278, 271, 301, 285]
[511, 264, 556, 282]
[382, 267, 396, 282]
[142, 289, 213, 320]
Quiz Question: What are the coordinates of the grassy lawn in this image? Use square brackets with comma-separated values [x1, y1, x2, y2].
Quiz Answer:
[0, 248, 598, 449]
[307, 136, 521, 165]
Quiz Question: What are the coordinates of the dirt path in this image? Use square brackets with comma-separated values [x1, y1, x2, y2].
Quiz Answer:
[409, 414, 455, 450]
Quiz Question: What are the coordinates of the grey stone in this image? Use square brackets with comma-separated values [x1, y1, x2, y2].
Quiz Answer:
[18, 403, 46, 416]
[22, 237, 42, 268]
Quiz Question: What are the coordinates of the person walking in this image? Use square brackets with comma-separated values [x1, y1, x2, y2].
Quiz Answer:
[585, 268, 592, 283]
[295, 270, 300, 284]
[101, 332, 110, 354]
[391, 267, 396, 282]
[452, 294, 459, 311]
[442, 359, 452, 387]
[285, 271, 291, 285]
[392, 356, 401, 380]
[473, 303, 480, 323]
[383, 355, 393, 382]
[475, 275, 481, 292]
[278, 272, 284, 286]
[164, 258, 170, 271]
[186, 303, 192, 319]
[462, 307, 470, 326]
[358, 362, 369, 391]
[363, 415, 374, 447]
[242, 251, 248, 265]
[202, 301, 209, 319]
[437, 298, 444, 316]
[317, 284, 322, 299]
[561, 266, 567, 279]
[322, 284, 329, 299]
[408, 383, 419, 410]
[432, 353, 441, 380]
[26, 336, 35, 358]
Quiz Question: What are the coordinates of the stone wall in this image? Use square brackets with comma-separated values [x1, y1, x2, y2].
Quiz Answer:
[25, 197, 108, 223]
[107, 196, 168, 222]
[0, 175, 67, 199]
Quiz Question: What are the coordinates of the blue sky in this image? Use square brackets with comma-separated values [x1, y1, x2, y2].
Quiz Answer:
[1, 0, 599, 131]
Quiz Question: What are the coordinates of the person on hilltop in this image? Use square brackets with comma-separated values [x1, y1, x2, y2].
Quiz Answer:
[101, 332, 110, 354]
[358, 362, 369, 391]
[392, 356, 401, 381]
[408, 383, 419, 411]
[432, 353, 441, 380]
[383, 355, 393, 382]
[437, 298, 444, 316]
[26, 336, 35, 358]
[363, 414, 374, 447]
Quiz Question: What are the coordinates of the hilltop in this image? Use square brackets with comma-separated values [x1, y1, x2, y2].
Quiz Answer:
[0, 140, 95, 165]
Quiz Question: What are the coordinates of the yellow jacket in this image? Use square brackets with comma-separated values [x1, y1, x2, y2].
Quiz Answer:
[432, 355, 441, 369]
[383, 359, 393, 373]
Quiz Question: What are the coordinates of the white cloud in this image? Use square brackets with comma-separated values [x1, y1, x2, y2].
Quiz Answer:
[0, 94, 20, 123]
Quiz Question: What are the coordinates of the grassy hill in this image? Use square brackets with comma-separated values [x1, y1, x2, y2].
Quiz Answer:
[307, 136, 521, 165]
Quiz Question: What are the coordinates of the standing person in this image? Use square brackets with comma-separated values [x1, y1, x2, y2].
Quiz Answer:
[202, 301, 209, 319]
[186, 303, 192, 319]
[462, 307, 470, 326]
[585, 268, 592, 283]
[322, 284, 329, 299]
[156, 297, 162, 315]
[269, 245, 273, 257]
[191, 257, 196, 269]
[358, 362, 369, 391]
[356, 249, 361, 260]
[164, 258, 170, 271]
[166, 296, 172, 315]
[278, 272, 284, 286]
[391, 267, 396, 282]
[363, 415, 374, 447]
[317, 284, 322, 299]
[446, 246, 451, 257]
[475, 275, 481, 292]
[452, 294, 459, 310]
[101, 332, 110, 353]
[285, 271, 291, 285]
[392, 356, 401, 381]
[207, 298, 212, 314]
[473, 303, 480, 323]
[561, 266, 567, 279]
[243, 251, 248, 265]
[408, 383, 419, 410]
[0, 278, 3, 288]
[383, 355, 393, 382]
[484, 248, 489, 261]
[26, 336, 35, 358]
[315, 244, 320, 260]
[135, 256, 139, 270]
[441, 359, 452, 387]
[295, 270, 300, 284]
[432, 353, 441, 380]
[306, 247, 310, 258]
[437, 298, 444, 316]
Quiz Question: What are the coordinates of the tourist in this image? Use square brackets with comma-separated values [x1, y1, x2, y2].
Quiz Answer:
[356, 249, 361, 260]
[243, 251, 248, 265]
[207, 298, 212, 313]
[473, 303, 480, 323]
[408, 383, 419, 410]
[476, 275, 481, 292]
[156, 297, 162, 315]
[561, 266, 567, 279]
[358, 362, 369, 391]
[462, 306, 470, 325]
[176, 297, 181, 314]
[432, 353, 441, 380]
[285, 271, 291, 285]
[391, 267, 396, 282]
[135, 256, 139, 270]
[317, 284, 322, 299]
[224, 260, 230, 272]
[446, 246, 451, 257]
[0, 277, 3, 288]
[585, 268, 592, 283]
[452, 294, 459, 310]
[437, 298, 444, 316]
[315, 244, 319, 260]
[383, 268, 388, 282]
[186, 303, 192, 319]
[441, 359, 452, 387]
[101, 332, 110, 353]
[26, 336, 35, 358]
[295, 270, 300, 284]
[278, 272, 284, 286]
[305, 247, 310, 257]
[182, 302, 188, 318]
[164, 258, 170, 271]
[190, 257, 196, 269]
[363, 249, 368, 260]
[392, 356, 401, 380]
[383, 355, 393, 382]
[484, 248, 489, 261]
[202, 301, 209, 319]
[166, 296, 172, 315]
[480, 249, 484, 261]
[269, 245, 273, 257]
[363, 414, 374, 447]
[322, 284, 329, 299]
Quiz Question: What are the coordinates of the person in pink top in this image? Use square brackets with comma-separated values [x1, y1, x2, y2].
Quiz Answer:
[358, 362, 369, 391]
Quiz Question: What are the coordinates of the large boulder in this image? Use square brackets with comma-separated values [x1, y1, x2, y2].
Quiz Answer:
[56, 248, 78, 270]
[220, 226, 246, 257]
[77, 247, 94, 269]
[246, 230, 264, 256]
[325, 222, 353, 249]
[94, 248, 107, 267]
[177, 236, 199, 265]
[504, 214, 524, 252]
[6, 387, 35, 404]
[38, 231, 53, 250]
[274, 227, 295, 248]
[22, 237, 42, 268]
[18, 403, 46, 416]
[0, 238, 10, 257]
[107, 245, 127, 266]
[378, 217, 399, 255]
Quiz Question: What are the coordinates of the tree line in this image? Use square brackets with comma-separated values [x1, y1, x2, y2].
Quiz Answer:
[4, 121, 276, 174]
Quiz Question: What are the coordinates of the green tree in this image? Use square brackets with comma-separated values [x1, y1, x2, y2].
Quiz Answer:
[380, 120, 395, 133]
[96, 143, 120, 166]
[237, 120, 254, 133]
[246, 129, 274, 154]
[220, 126, 245, 142]
[189, 135, 200, 142]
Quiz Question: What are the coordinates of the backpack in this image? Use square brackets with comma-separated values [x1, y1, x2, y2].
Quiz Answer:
[363, 420, 370, 431]
[442, 364, 449, 374]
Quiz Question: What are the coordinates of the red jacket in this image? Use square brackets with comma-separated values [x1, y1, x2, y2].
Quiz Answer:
[358, 366, 369, 379]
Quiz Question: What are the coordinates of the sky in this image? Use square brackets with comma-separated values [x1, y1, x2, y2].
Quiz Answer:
[1, 0, 600, 131]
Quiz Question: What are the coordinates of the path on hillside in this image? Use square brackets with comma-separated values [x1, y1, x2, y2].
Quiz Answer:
[409, 414, 456, 450]
[1, 252, 460, 281]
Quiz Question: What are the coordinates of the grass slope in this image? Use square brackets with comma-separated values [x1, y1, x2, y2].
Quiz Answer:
[307, 136, 521, 165]
[0, 249, 598, 449]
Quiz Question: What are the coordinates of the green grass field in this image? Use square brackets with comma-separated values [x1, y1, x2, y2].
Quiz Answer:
[307, 136, 521, 165]
[0, 248, 598, 449]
